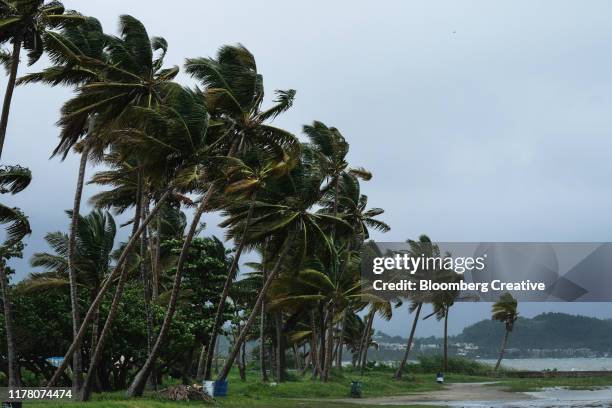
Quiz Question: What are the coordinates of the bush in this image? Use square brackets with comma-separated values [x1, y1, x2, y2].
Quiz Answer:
[412, 355, 491, 375]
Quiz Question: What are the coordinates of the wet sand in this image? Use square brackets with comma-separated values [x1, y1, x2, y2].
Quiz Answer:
[318, 382, 612, 407]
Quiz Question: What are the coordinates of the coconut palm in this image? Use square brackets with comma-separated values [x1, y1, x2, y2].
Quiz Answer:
[185, 44, 299, 159]
[424, 267, 462, 372]
[17, 17, 108, 391]
[357, 299, 393, 374]
[200, 151, 291, 381]
[304, 121, 371, 219]
[43, 15, 190, 395]
[90, 85, 209, 401]
[0, 0, 83, 157]
[492, 292, 518, 371]
[0, 165, 32, 386]
[320, 173, 389, 368]
[394, 235, 437, 379]
[185, 43, 300, 382]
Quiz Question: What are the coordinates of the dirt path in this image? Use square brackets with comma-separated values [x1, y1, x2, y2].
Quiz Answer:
[324, 382, 532, 405]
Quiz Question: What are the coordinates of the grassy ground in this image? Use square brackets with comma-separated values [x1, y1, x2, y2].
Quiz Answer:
[25, 367, 612, 407]
[26, 367, 454, 407]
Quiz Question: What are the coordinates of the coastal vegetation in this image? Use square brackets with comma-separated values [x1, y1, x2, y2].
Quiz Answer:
[1, 2, 610, 407]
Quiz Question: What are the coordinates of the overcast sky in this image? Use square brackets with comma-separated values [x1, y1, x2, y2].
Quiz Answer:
[3, 0, 612, 338]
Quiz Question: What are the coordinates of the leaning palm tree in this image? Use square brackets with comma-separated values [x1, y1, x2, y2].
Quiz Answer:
[0, 0, 83, 157]
[320, 173, 389, 368]
[46, 14, 189, 385]
[394, 235, 437, 379]
[492, 292, 518, 371]
[424, 267, 461, 372]
[0, 165, 32, 386]
[200, 151, 291, 382]
[185, 43, 300, 382]
[17, 17, 108, 392]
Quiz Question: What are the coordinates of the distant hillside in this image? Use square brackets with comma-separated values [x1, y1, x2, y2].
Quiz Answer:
[455, 312, 612, 357]
[370, 313, 612, 361]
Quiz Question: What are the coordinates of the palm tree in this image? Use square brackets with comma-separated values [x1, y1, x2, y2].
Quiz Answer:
[185, 43, 299, 382]
[320, 173, 389, 368]
[394, 235, 437, 379]
[0, 0, 83, 157]
[492, 292, 518, 371]
[92, 88, 208, 400]
[424, 267, 461, 372]
[200, 152, 290, 382]
[357, 299, 393, 374]
[0, 165, 32, 386]
[47, 14, 188, 386]
[17, 17, 108, 392]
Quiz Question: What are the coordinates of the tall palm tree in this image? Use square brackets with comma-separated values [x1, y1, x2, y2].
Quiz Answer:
[47, 16, 186, 389]
[0, 0, 83, 157]
[185, 43, 299, 382]
[424, 267, 461, 372]
[320, 173, 389, 368]
[124, 87, 212, 398]
[200, 151, 290, 382]
[394, 235, 437, 379]
[492, 292, 518, 371]
[0, 165, 31, 386]
[17, 17, 108, 392]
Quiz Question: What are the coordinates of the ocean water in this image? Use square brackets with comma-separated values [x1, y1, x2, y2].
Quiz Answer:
[477, 357, 612, 371]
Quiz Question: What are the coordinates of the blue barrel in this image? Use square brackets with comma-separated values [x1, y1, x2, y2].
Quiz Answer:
[213, 380, 228, 397]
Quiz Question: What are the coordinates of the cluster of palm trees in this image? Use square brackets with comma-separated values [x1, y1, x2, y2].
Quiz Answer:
[0, 0, 393, 400]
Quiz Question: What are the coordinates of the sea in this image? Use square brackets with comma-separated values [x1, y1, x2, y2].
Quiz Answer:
[477, 357, 612, 371]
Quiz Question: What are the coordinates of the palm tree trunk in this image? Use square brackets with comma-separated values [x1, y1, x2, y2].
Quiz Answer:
[495, 329, 510, 371]
[67, 146, 89, 394]
[275, 310, 284, 382]
[359, 310, 374, 374]
[394, 303, 422, 379]
[443, 308, 449, 372]
[138, 191, 155, 389]
[150, 215, 161, 300]
[0, 37, 22, 159]
[126, 185, 217, 398]
[0, 262, 19, 387]
[310, 311, 322, 378]
[322, 304, 334, 381]
[196, 344, 206, 381]
[335, 309, 347, 368]
[46, 190, 171, 388]
[259, 301, 268, 382]
[203, 194, 257, 380]
[217, 240, 292, 381]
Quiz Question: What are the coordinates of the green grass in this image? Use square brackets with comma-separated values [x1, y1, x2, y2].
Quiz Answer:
[491, 375, 612, 392]
[27, 367, 449, 407]
[26, 367, 612, 407]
